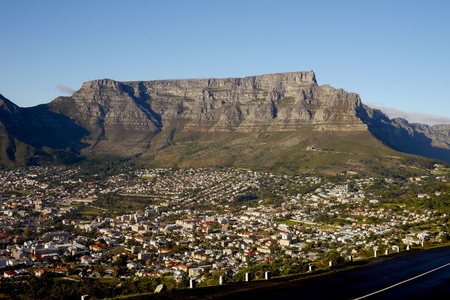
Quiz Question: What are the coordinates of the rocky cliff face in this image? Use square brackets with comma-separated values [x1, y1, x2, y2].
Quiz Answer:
[1, 71, 450, 166]
[45, 71, 369, 156]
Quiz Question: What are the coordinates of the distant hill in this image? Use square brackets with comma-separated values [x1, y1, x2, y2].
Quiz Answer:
[1, 71, 449, 173]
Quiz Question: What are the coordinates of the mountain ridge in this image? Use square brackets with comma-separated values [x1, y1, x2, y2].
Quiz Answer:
[1, 71, 450, 171]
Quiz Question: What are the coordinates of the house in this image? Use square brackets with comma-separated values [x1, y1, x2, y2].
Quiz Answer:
[194, 253, 208, 261]
[257, 246, 273, 254]
[158, 249, 174, 258]
[178, 264, 193, 272]
[3, 270, 17, 278]
[279, 239, 291, 247]
[189, 267, 204, 277]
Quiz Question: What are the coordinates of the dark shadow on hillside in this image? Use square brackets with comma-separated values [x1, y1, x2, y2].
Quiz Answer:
[14, 105, 90, 151]
[356, 106, 450, 163]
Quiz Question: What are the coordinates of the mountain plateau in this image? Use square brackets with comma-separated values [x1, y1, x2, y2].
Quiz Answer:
[1, 71, 449, 173]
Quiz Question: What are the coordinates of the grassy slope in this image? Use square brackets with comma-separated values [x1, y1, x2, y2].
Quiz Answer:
[0, 135, 36, 167]
[137, 128, 424, 176]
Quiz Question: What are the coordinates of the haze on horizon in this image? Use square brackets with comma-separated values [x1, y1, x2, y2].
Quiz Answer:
[1, 0, 449, 126]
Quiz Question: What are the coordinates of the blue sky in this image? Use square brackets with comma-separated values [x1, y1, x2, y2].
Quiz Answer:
[2, 0, 450, 124]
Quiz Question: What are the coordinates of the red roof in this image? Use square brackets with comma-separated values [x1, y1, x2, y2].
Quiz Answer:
[245, 251, 261, 255]
[4, 271, 17, 276]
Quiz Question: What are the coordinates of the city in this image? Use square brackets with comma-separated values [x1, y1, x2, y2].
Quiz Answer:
[1, 165, 449, 298]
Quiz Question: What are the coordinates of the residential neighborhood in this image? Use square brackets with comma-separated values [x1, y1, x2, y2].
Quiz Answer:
[0, 166, 449, 298]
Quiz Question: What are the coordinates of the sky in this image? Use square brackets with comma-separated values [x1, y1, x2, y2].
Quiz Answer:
[1, 0, 450, 125]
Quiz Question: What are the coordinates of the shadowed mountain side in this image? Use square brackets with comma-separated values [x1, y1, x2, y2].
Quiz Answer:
[357, 104, 450, 162]
[18, 105, 90, 150]
[0, 94, 89, 165]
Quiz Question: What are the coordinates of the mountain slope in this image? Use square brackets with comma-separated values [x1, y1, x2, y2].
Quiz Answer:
[357, 104, 450, 162]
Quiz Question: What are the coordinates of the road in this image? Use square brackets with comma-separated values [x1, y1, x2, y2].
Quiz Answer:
[139, 246, 450, 300]
[216, 246, 450, 300]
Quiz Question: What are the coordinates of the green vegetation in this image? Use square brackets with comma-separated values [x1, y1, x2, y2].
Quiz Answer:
[79, 207, 104, 218]
[94, 193, 161, 215]
[135, 129, 435, 176]
[278, 220, 301, 226]
[52, 150, 85, 165]
[78, 156, 131, 179]
[0, 274, 179, 300]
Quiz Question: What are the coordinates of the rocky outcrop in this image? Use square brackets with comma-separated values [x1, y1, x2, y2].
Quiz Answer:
[69, 71, 367, 132]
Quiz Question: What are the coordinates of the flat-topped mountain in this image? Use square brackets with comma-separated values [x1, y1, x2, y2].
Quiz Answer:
[1, 71, 450, 172]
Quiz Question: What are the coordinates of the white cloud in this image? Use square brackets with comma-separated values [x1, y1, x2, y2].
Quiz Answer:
[56, 84, 75, 95]
[366, 104, 450, 126]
